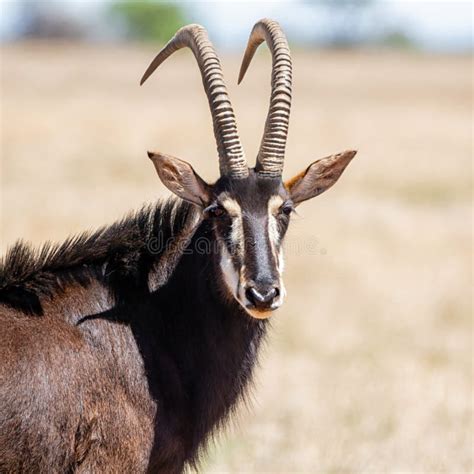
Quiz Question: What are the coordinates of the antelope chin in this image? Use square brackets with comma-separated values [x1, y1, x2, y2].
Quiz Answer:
[244, 305, 279, 320]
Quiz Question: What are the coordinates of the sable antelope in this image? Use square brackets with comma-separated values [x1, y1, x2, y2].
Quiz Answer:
[0, 19, 356, 473]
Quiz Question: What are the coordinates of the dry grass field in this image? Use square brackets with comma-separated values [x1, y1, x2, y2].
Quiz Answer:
[1, 42, 472, 473]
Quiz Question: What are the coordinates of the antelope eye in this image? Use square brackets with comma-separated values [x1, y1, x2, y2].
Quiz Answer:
[280, 203, 294, 216]
[205, 204, 226, 218]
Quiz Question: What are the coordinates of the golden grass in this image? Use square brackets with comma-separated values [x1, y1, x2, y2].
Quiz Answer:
[1, 42, 472, 473]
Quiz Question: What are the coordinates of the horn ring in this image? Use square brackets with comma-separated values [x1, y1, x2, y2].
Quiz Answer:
[239, 19, 292, 177]
[141, 24, 249, 179]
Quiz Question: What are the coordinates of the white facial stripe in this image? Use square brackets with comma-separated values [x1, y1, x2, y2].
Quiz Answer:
[267, 195, 284, 265]
[277, 246, 285, 273]
[268, 195, 284, 214]
[268, 214, 279, 257]
[231, 213, 244, 258]
[221, 197, 242, 218]
[219, 241, 240, 298]
[220, 196, 245, 258]
[277, 247, 286, 298]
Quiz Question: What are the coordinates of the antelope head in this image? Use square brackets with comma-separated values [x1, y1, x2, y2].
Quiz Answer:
[141, 19, 356, 319]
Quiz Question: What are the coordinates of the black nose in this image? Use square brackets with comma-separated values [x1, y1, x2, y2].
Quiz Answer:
[245, 285, 280, 310]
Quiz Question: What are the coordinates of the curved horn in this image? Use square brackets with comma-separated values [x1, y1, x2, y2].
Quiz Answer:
[141, 24, 248, 179]
[238, 19, 292, 177]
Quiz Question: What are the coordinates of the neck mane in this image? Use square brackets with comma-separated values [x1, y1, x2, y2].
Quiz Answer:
[0, 198, 199, 316]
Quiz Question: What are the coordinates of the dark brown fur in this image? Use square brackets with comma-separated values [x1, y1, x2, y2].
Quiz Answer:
[0, 197, 269, 473]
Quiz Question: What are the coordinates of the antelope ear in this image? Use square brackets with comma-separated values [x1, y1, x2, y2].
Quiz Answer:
[285, 150, 357, 205]
[148, 151, 212, 207]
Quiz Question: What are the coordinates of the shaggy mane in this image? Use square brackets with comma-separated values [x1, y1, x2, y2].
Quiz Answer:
[0, 198, 192, 316]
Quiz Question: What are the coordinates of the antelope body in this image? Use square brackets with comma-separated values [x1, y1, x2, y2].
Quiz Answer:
[0, 20, 356, 473]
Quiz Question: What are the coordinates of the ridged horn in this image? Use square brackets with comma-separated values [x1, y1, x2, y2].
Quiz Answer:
[141, 24, 249, 179]
[238, 19, 292, 177]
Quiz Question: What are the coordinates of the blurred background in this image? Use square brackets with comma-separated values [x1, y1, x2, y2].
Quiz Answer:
[1, 0, 472, 472]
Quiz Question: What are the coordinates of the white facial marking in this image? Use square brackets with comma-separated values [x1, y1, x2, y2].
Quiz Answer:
[220, 196, 242, 218]
[277, 247, 287, 299]
[217, 197, 246, 306]
[265, 200, 287, 311]
[220, 196, 245, 259]
[267, 196, 283, 255]
[219, 242, 240, 298]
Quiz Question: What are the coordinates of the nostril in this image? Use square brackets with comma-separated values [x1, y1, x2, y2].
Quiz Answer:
[245, 287, 259, 306]
[245, 286, 280, 308]
[263, 287, 277, 303]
